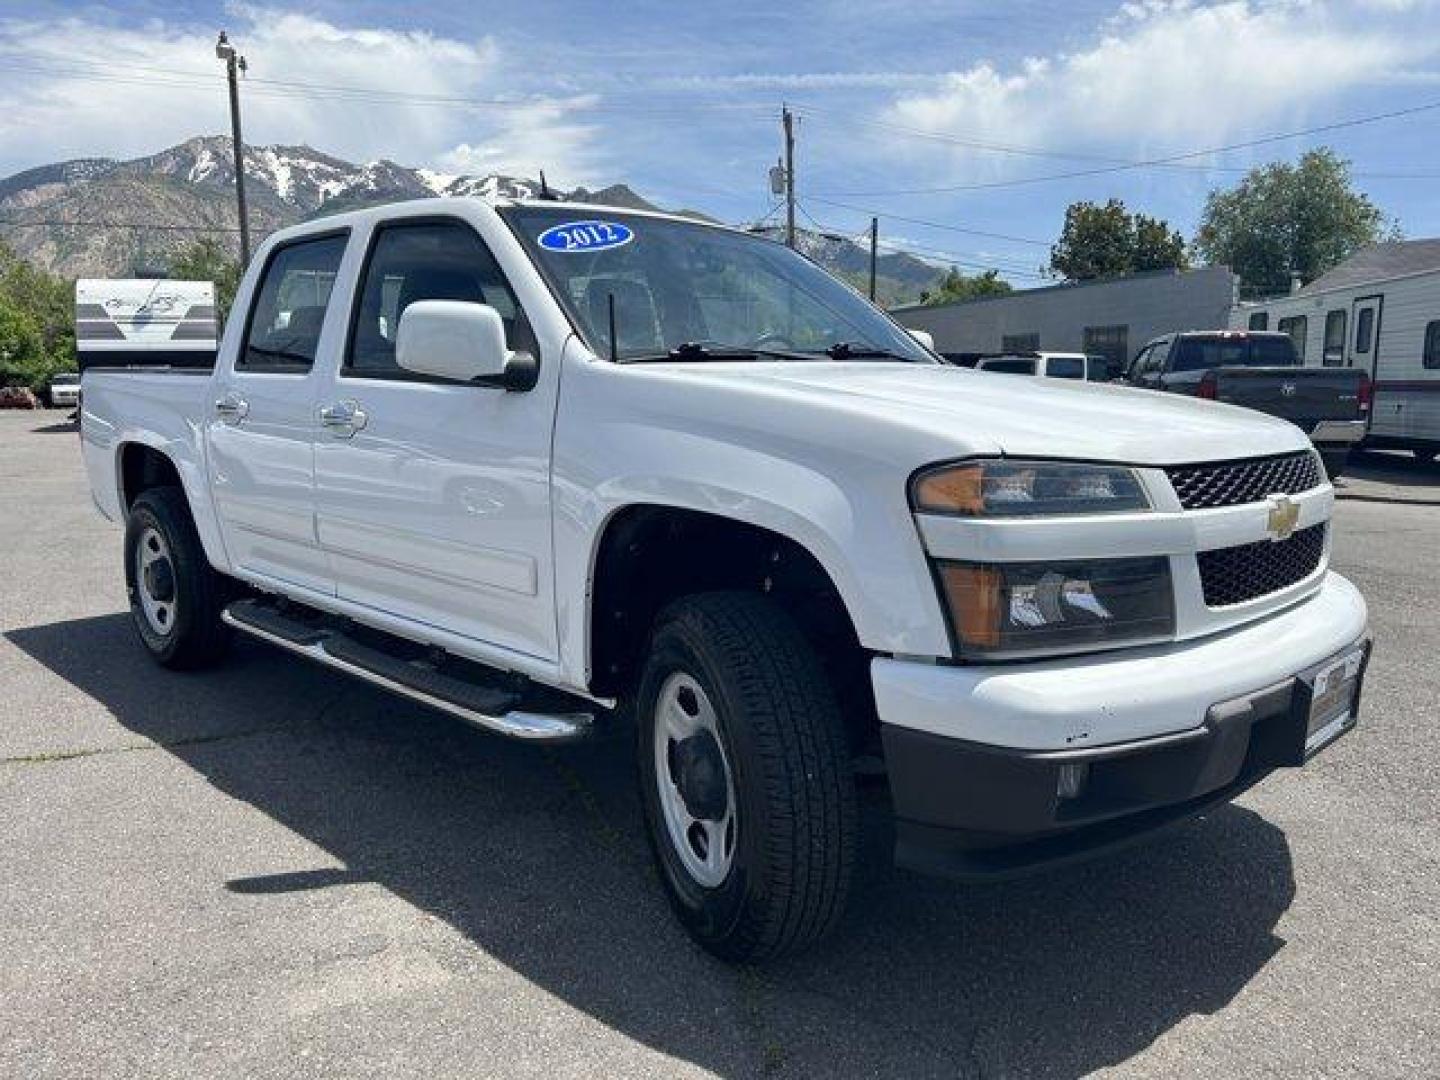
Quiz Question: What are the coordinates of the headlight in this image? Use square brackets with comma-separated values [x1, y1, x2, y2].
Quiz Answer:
[936, 556, 1174, 660]
[913, 459, 1150, 517]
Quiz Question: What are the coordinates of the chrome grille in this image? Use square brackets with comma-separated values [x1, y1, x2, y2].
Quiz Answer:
[1165, 451, 1322, 510]
[1197, 524, 1326, 607]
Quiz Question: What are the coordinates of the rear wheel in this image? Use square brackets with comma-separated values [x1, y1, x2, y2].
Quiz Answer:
[636, 591, 857, 962]
[123, 487, 233, 669]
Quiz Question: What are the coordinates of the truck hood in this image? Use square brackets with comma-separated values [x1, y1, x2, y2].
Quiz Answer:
[656, 362, 1310, 466]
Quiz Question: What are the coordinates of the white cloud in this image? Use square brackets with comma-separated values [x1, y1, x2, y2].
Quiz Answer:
[0, 5, 606, 184]
[881, 0, 1438, 171]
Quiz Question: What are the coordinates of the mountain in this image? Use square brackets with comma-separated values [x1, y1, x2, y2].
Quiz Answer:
[0, 136, 946, 302]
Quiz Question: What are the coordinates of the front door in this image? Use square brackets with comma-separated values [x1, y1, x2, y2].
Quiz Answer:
[206, 231, 350, 593]
[311, 215, 560, 665]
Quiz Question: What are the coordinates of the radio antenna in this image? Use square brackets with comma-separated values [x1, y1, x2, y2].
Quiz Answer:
[607, 293, 619, 362]
[538, 170, 557, 201]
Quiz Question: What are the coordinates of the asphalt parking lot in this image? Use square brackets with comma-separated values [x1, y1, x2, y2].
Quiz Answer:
[1, 410, 1435, 1079]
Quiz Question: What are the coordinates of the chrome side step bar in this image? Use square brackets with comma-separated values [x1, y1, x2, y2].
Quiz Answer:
[222, 605, 593, 743]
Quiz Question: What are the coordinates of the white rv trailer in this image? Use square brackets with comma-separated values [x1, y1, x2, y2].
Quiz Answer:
[1231, 239, 1440, 459]
[74, 279, 218, 372]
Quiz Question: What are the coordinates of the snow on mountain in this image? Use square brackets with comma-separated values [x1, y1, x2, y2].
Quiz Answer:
[0, 135, 948, 300]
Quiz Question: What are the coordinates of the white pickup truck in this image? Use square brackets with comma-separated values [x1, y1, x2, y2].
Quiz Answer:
[80, 198, 1371, 961]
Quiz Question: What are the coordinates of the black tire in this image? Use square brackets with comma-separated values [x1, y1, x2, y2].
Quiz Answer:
[123, 487, 233, 669]
[636, 591, 857, 962]
[1320, 449, 1349, 481]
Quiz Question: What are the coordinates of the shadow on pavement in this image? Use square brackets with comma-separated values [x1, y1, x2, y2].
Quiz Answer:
[1341, 448, 1440, 498]
[8, 613, 1298, 1078]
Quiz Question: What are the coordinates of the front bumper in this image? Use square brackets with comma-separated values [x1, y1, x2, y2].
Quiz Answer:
[875, 572, 1370, 880]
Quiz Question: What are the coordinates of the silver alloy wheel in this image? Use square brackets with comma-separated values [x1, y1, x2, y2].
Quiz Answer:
[135, 525, 176, 636]
[653, 671, 737, 888]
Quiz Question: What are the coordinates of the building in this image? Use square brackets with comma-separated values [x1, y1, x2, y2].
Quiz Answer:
[892, 265, 1238, 373]
[1230, 239, 1440, 457]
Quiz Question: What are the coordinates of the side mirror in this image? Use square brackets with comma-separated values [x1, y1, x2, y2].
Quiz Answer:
[906, 328, 936, 352]
[396, 300, 537, 390]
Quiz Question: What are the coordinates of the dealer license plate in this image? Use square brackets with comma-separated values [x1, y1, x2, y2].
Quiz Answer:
[1305, 647, 1365, 757]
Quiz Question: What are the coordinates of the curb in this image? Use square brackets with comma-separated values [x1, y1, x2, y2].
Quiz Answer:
[1334, 487, 1440, 507]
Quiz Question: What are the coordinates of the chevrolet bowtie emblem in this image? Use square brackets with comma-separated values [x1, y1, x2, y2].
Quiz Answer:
[1266, 494, 1300, 541]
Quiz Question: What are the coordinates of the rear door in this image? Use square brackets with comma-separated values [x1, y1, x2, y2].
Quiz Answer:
[206, 230, 350, 592]
[310, 213, 561, 664]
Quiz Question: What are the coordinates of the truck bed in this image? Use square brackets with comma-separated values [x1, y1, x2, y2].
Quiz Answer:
[80, 368, 215, 524]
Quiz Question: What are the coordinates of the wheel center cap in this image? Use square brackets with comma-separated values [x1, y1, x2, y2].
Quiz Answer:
[673, 729, 728, 821]
[144, 559, 175, 602]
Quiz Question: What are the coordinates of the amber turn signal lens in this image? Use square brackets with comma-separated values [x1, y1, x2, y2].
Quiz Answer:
[914, 464, 986, 515]
[938, 564, 1002, 648]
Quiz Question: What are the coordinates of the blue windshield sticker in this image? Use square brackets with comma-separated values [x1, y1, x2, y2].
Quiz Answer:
[537, 220, 634, 254]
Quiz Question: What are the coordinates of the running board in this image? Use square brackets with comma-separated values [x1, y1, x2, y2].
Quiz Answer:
[223, 599, 593, 742]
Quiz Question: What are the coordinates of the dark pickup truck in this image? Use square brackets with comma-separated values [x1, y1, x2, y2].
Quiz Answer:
[1123, 331, 1371, 478]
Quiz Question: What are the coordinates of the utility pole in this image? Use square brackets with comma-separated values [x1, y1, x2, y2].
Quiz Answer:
[782, 106, 796, 249]
[215, 31, 251, 266]
[868, 216, 878, 301]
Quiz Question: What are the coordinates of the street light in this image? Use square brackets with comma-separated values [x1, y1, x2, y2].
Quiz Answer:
[215, 31, 251, 266]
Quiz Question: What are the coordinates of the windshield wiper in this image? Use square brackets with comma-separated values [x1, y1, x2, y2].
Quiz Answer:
[620, 341, 816, 364]
[822, 341, 913, 362]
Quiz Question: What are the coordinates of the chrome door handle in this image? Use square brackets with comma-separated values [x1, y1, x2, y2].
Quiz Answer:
[319, 400, 368, 437]
[214, 392, 248, 423]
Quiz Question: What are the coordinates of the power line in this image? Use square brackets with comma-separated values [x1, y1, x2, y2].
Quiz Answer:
[797, 97, 1440, 195]
[789, 205, 1047, 278]
[0, 57, 773, 117]
[806, 197, 1051, 246]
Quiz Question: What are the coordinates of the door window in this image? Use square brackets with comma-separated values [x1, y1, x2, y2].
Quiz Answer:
[1277, 315, 1307, 361]
[1248, 312, 1269, 331]
[239, 233, 348, 372]
[347, 219, 534, 379]
[1425, 321, 1440, 370]
[1323, 310, 1347, 367]
[1354, 307, 1374, 354]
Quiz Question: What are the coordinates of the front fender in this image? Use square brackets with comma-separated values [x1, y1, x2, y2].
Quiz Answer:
[551, 348, 952, 689]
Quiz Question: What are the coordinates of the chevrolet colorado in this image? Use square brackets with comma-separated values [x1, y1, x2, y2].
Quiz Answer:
[80, 199, 1371, 960]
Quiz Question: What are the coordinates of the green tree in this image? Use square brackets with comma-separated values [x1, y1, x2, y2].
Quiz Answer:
[1049, 199, 1189, 281]
[0, 296, 48, 389]
[1195, 148, 1392, 296]
[1133, 213, 1189, 273]
[0, 241, 74, 391]
[169, 238, 242, 326]
[919, 267, 1014, 306]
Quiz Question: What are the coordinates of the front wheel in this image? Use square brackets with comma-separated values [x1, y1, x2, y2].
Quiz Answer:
[1320, 449, 1350, 481]
[636, 591, 857, 962]
[123, 487, 233, 669]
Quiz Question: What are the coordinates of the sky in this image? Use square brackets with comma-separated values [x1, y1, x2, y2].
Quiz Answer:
[2, 0, 1439, 283]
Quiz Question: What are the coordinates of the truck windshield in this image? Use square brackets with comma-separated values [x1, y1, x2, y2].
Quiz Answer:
[501, 206, 934, 364]
[1172, 336, 1297, 371]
